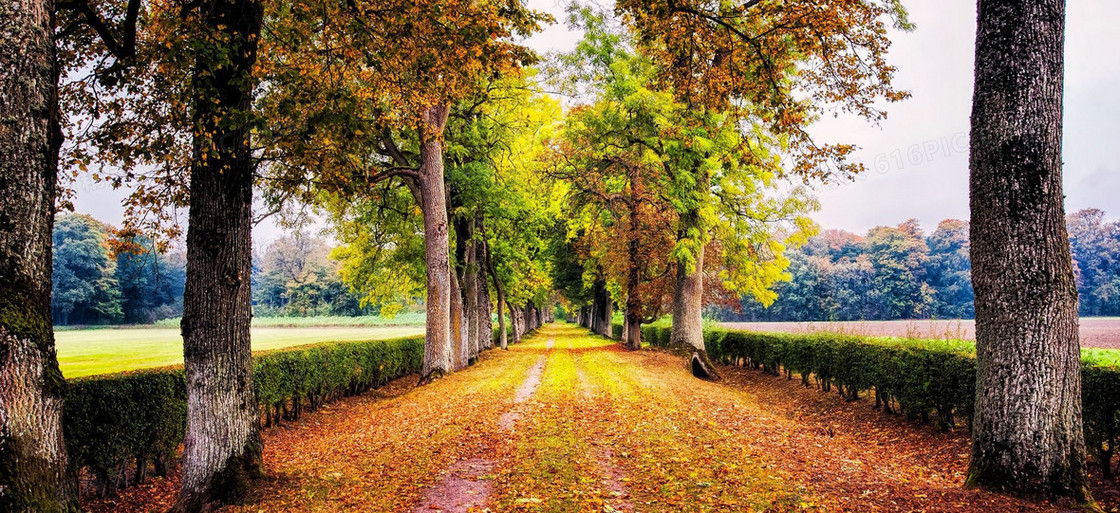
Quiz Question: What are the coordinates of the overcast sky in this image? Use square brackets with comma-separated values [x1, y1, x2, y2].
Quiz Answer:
[71, 0, 1120, 242]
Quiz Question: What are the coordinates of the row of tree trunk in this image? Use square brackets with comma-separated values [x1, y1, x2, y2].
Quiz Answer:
[575, 278, 613, 338]
[452, 213, 494, 368]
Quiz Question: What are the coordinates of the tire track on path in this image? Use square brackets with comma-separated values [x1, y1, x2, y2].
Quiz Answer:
[414, 334, 553, 512]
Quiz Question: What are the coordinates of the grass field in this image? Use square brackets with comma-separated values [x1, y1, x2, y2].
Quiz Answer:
[56, 326, 424, 378]
[721, 317, 1120, 349]
[149, 312, 427, 328]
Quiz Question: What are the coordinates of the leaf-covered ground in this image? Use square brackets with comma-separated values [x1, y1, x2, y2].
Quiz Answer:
[87, 323, 1107, 512]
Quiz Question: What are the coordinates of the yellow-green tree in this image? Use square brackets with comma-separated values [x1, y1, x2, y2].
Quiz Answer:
[613, 1, 910, 355]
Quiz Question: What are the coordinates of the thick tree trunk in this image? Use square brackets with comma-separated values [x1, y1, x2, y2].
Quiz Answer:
[625, 194, 643, 350]
[0, 0, 78, 509]
[670, 238, 705, 352]
[624, 305, 642, 350]
[966, 0, 1090, 502]
[174, 0, 264, 510]
[454, 215, 483, 360]
[418, 104, 453, 380]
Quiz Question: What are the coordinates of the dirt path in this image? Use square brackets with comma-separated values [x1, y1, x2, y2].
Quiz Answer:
[88, 324, 1084, 512]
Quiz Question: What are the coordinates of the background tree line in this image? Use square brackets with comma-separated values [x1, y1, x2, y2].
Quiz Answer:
[726, 208, 1120, 322]
[50, 214, 425, 326]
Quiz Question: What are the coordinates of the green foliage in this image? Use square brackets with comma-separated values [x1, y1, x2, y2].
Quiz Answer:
[1067, 209, 1120, 317]
[114, 239, 186, 324]
[63, 335, 424, 495]
[64, 370, 186, 493]
[732, 220, 963, 321]
[253, 336, 423, 410]
[550, 12, 816, 314]
[253, 232, 382, 317]
[52, 214, 122, 325]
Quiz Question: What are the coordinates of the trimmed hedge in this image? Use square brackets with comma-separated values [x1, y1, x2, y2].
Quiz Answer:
[64, 322, 524, 497]
[614, 321, 1120, 474]
[64, 335, 424, 496]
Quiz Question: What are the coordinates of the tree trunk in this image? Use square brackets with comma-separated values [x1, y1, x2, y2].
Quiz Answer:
[625, 305, 642, 350]
[174, 0, 264, 510]
[495, 294, 508, 349]
[475, 233, 493, 351]
[966, 0, 1090, 502]
[511, 305, 523, 343]
[0, 0, 78, 509]
[670, 230, 705, 352]
[418, 104, 453, 381]
[448, 246, 467, 370]
[625, 189, 643, 350]
[591, 278, 612, 337]
[454, 215, 482, 360]
[450, 213, 471, 367]
[625, 256, 642, 350]
[485, 239, 508, 350]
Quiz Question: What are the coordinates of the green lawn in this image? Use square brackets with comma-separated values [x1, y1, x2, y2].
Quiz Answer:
[56, 326, 425, 378]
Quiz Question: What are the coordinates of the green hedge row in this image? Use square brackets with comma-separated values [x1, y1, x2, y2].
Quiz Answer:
[64, 322, 523, 497]
[64, 335, 424, 496]
[613, 321, 1120, 475]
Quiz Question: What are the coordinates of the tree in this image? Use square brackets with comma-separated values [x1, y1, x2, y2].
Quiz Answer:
[170, 0, 266, 509]
[55, 0, 266, 505]
[252, 233, 367, 317]
[256, 0, 547, 380]
[866, 220, 931, 320]
[51, 214, 123, 325]
[0, 0, 78, 508]
[926, 220, 974, 319]
[1067, 209, 1120, 317]
[551, 11, 813, 356]
[115, 236, 186, 324]
[610, 0, 910, 357]
[966, 0, 1091, 502]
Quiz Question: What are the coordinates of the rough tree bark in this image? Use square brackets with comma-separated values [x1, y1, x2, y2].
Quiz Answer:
[448, 205, 469, 369]
[173, 0, 264, 510]
[454, 215, 480, 361]
[624, 171, 644, 350]
[418, 104, 454, 381]
[670, 214, 705, 352]
[669, 232, 720, 380]
[0, 0, 78, 509]
[966, 0, 1091, 502]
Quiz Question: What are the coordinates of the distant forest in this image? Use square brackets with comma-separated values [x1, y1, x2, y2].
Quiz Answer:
[53, 208, 1119, 326]
[50, 214, 381, 325]
[725, 208, 1120, 321]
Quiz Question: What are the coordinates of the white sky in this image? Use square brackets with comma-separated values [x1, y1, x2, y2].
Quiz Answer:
[70, 0, 1120, 242]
